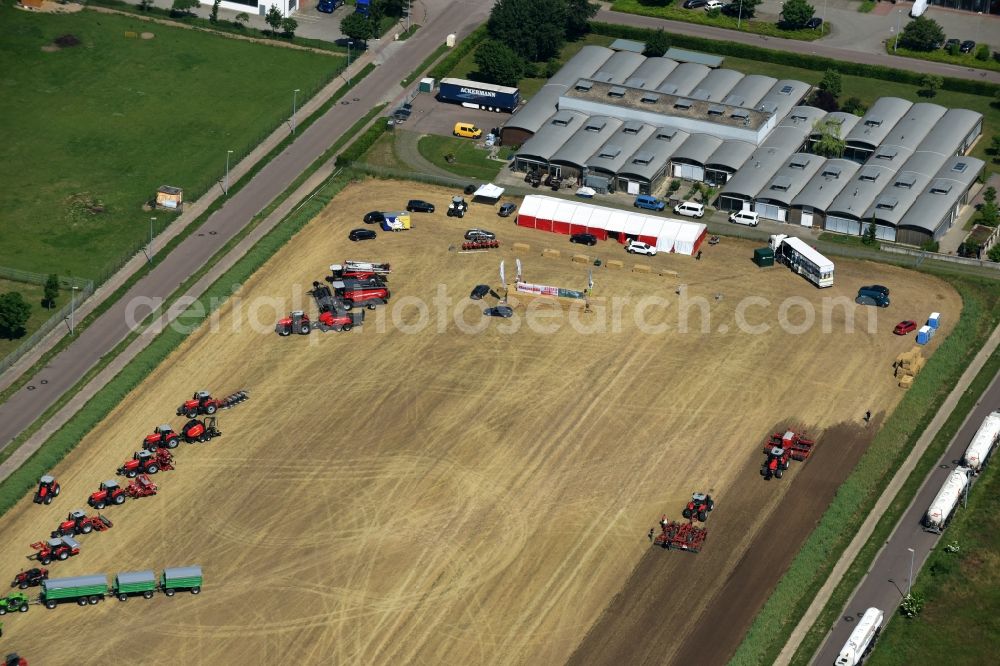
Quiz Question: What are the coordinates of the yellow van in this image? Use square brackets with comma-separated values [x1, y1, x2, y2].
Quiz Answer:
[453, 122, 483, 139]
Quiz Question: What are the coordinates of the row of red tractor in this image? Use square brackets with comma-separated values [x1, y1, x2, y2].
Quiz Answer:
[15, 390, 246, 580]
[275, 260, 392, 337]
[651, 428, 816, 554]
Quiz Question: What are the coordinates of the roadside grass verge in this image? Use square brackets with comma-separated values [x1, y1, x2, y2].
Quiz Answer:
[416, 135, 505, 180]
[818, 233, 880, 250]
[731, 274, 1000, 665]
[402, 42, 450, 87]
[790, 342, 1000, 666]
[884, 41, 1000, 74]
[610, 0, 830, 41]
[0, 3, 339, 281]
[865, 413, 1000, 665]
[0, 281, 70, 359]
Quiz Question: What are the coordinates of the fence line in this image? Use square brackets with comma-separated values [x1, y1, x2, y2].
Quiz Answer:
[0, 283, 95, 377]
[881, 244, 1000, 269]
[0, 266, 93, 291]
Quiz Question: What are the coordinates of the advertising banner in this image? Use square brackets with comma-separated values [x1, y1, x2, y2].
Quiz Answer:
[515, 282, 585, 299]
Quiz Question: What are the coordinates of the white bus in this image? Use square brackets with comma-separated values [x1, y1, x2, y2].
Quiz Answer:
[770, 234, 835, 288]
[910, 0, 928, 17]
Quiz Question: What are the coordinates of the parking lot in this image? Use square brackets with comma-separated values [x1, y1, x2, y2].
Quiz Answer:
[403, 89, 511, 138]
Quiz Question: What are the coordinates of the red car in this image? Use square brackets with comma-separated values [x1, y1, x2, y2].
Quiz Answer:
[894, 320, 917, 335]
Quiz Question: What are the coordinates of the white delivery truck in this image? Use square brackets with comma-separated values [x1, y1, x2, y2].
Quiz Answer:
[910, 0, 928, 17]
[835, 607, 884, 666]
[963, 410, 1000, 473]
[923, 467, 972, 533]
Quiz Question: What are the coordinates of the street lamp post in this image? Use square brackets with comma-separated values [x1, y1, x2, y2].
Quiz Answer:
[225, 149, 233, 195]
[906, 547, 915, 596]
[291, 88, 300, 134]
[69, 286, 79, 334]
[894, 10, 902, 53]
[738, 0, 744, 30]
[148, 217, 156, 264]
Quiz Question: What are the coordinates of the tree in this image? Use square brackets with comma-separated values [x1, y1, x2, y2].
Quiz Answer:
[808, 88, 838, 112]
[281, 16, 298, 37]
[919, 73, 943, 98]
[378, 0, 406, 17]
[979, 187, 998, 227]
[863, 218, 878, 246]
[565, 0, 599, 40]
[0, 291, 31, 340]
[138, 0, 152, 11]
[818, 69, 842, 99]
[474, 40, 525, 87]
[265, 4, 284, 35]
[840, 97, 866, 115]
[988, 244, 1000, 263]
[899, 17, 945, 52]
[341, 12, 374, 43]
[210, 0, 220, 23]
[737, 0, 763, 19]
[233, 12, 250, 29]
[975, 44, 990, 62]
[991, 135, 1000, 162]
[488, 0, 568, 62]
[43, 274, 59, 310]
[170, 0, 199, 17]
[642, 28, 670, 58]
[811, 118, 845, 158]
[780, 0, 813, 28]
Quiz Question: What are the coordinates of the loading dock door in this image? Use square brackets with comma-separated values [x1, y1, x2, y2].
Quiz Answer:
[800, 209, 813, 227]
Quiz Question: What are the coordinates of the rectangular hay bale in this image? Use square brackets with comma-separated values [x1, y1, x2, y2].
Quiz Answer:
[572, 254, 590, 264]
[898, 375, 914, 389]
[542, 249, 561, 259]
[660, 269, 679, 277]
[605, 260, 623, 270]
[512, 242, 531, 252]
[632, 264, 651, 273]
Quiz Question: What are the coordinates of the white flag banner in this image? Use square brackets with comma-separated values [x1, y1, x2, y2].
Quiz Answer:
[588, 269, 594, 291]
[516, 258, 522, 283]
[499, 260, 506, 285]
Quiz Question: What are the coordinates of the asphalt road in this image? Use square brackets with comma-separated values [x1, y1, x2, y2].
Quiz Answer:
[812, 367, 1000, 665]
[0, 0, 493, 451]
[597, 8, 1000, 85]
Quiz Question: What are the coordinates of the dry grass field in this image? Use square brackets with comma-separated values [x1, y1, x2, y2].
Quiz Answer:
[0, 180, 960, 665]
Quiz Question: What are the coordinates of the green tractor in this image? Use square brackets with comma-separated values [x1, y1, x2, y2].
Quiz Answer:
[0, 591, 30, 614]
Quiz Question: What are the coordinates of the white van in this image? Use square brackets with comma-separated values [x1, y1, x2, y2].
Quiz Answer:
[729, 210, 759, 226]
[673, 201, 705, 218]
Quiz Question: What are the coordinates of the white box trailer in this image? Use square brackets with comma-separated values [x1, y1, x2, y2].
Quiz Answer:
[769, 234, 834, 287]
[923, 467, 972, 533]
[963, 410, 1000, 473]
[834, 607, 884, 666]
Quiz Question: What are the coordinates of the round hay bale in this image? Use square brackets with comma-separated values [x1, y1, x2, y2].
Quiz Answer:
[141, 32, 155, 40]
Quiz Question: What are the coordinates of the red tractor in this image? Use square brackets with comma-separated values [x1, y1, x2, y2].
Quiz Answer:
[117, 449, 174, 477]
[681, 493, 715, 522]
[176, 390, 248, 418]
[30, 536, 80, 565]
[275, 310, 363, 336]
[143, 424, 180, 450]
[181, 417, 221, 443]
[51, 510, 113, 538]
[33, 475, 60, 505]
[87, 480, 128, 509]
[11, 568, 48, 589]
[5, 654, 28, 666]
[760, 430, 815, 481]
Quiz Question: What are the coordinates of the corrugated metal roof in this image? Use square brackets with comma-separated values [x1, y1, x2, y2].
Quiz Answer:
[657, 62, 711, 97]
[791, 159, 861, 210]
[663, 47, 724, 68]
[672, 133, 723, 164]
[516, 110, 588, 161]
[609, 38, 645, 54]
[624, 57, 678, 89]
[902, 156, 984, 233]
[722, 74, 777, 109]
[845, 97, 912, 149]
[705, 140, 755, 172]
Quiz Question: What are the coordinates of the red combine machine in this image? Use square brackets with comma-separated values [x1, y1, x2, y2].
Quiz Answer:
[181, 417, 221, 443]
[760, 430, 815, 481]
[681, 493, 715, 522]
[29, 536, 81, 565]
[117, 449, 173, 478]
[176, 390, 248, 418]
[326, 261, 391, 283]
[87, 480, 128, 509]
[275, 310, 363, 336]
[143, 424, 180, 450]
[653, 516, 707, 553]
[11, 567, 48, 589]
[51, 510, 112, 538]
[33, 475, 60, 505]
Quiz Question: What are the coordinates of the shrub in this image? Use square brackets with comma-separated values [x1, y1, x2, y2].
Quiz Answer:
[975, 44, 990, 61]
[899, 591, 925, 618]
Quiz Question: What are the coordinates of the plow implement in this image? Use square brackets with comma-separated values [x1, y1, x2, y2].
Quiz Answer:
[461, 240, 500, 251]
[653, 518, 707, 553]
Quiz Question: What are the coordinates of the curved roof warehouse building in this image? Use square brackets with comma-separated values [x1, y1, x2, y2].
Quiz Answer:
[502, 45, 982, 244]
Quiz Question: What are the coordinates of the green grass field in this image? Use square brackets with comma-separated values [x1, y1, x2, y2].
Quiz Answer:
[0, 279, 62, 356]
[611, 0, 830, 41]
[867, 445, 1000, 665]
[416, 135, 506, 180]
[0, 5, 339, 282]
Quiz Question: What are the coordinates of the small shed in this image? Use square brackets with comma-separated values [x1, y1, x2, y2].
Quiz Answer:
[473, 183, 505, 204]
[609, 39, 645, 54]
[663, 48, 724, 69]
[753, 247, 774, 267]
[155, 185, 183, 211]
[419, 77, 435, 93]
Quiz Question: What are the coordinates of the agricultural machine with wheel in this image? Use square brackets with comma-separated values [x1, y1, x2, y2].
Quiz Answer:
[51, 510, 112, 538]
[275, 310, 363, 336]
[181, 417, 221, 443]
[11, 568, 47, 590]
[143, 424, 180, 450]
[461, 239, 500, 251]
[760, 430, 815, 481]
[326, 261, 390, 283]
[176, 390, 248, 418]
[30, 536, 81, 565]
[4, 654, 28, 666]
[681, 493, 715, 522]
[33, 475, 60, 505]
[117, 449, 173, 478]
[653, 516, 707, 553]
[307, 282, 345, 314]
[88, 480, 128, 509]
[446, 196, 468, 218]
[0, 592, 29, 615]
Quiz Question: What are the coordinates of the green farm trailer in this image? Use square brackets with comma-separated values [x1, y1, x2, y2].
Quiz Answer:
[114, 570, 156, 601]
[161, 566, 202, 596]
[41, 574, 108, 609]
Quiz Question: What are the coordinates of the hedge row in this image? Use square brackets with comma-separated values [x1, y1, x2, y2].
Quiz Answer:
[428, 25, 489, 81]
[590, 22, 1000, 97]
[336, 120, 390, 167]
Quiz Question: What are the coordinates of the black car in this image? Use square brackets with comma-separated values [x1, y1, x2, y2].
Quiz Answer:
[363, 211, 385, 224]
[570, 233, 597, 246]
[407, 199, 435, 213]
[960, 40, 976, 53]
[465, 228, 496, 241]
[470, 284, 490, 300]
[498, 202, 517, 217]
[861, 284, 890, 296]
[944, 38, 960, 50]
[484, 306, 514, 318]
[349, 228, 377, 242]
[805, 17, 823, 29]
[683, 0, 707, 8]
